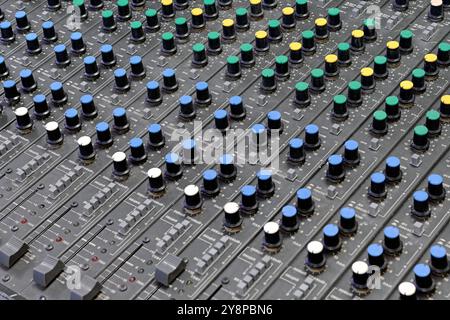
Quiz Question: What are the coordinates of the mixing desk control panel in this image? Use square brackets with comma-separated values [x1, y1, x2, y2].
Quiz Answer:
[0, 0, 448, 300]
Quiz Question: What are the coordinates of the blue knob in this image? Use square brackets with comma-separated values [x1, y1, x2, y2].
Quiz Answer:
[84, 56, 100, 80]
[80, 94, 97, 118]
[148, 123, 165, 149]
[383, 226, 402, 255]
[368, 172, 387, 200]
[251, 123, 266, 147]
[326, 154, 345, 182]
[162, 68, 178, 92]
[96, 122, 113, 147]
[42, 21, 58, 43]
[257, 169, 275, 198]
[413, 263, 435, 294]
[0, 55, 9, 78]
[33, 94, 50, 118]
[112, 107, 129, 133]
[3, 79, 20, 104]
[64, 108, 81, 131]
[344, 140, 359, 166]
[304, 124, 320, 150]
[367, 243, 386, 270]
[20, 69, 37, 92]
[411, 190, 430, 219]
[229, 95, 246, 120]
[70, 32, 85, 54]
[100, 44, 116, 67]
[179, 95, 195, 120]
[0, 21, 15, 43]
[297, 188, 314, 216]
[385, 156, 401, 182]
[129, 137, 147, 164]
[114, 68, 130, 92]
[214, 109, 229, 131]
[15, 11, 30, 32]
[281, 205, 299, 232]
[288, 138, 305, 163]
[182, 139, 197, 164]
[146, 80, 162, 105]
[427, 174, 445, 201]
[195, 81, 211, 105]
[165, 152, 182, 179]
[240, 185, 258, 214]
[339, 207, 357, 235]
[54, 44, 70, 67]
[25, 33, 41, 55]
[267, 110, 283, 132]
[202, 169, 219, 197]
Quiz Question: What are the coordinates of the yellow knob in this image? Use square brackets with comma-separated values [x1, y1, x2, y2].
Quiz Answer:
[222, 19, 234, 27]
[289, 42, 302, 51]
[282, 7, 294, 15]
[424, 53, 437, 63]
[352, 30, 364, 38]
[441, 95, 450, 105]
[255, 30, 267, 39]
[361, 67, 374, 77]
[161, 0, 172, 6]
[325, 54, 338, 64]
[315, 18, 327, 27]
[400, 80, 413, 90]
[387, 41, 399, 50]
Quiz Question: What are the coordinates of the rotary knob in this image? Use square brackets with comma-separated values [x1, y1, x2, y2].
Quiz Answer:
[223, 202, 242, 231]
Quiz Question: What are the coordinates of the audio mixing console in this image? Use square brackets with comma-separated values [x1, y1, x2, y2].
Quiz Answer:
[0, 0, 448, 301]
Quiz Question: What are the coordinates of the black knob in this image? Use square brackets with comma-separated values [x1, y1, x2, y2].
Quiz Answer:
[288, 138, 305, 164]
[80, 94, 97, 119]
[262, 0, 277, 9]
[297, 188, 314, 216]
[368, 172, 387, 200]
[191, 8, 205, 29]
[117, 0, 131, 21]
[54, 44, 70, 67]
[223, 202, 242, 230]
[202, 169, 220, 197]
[100, 44, 116, 67]
[294, 82, 310, 107]
[226, 55, 241, 79]
[374, 56, 388, 79]
[275, 55, 289, 79]
[77, 136, 95, 161]
[161, 0, 175, 19]
[424, 53, 439, 78]
[240, 43, 255, 67]
[350, 30, 365, 53]
[70, 32, 86, 55]
[50, 81, 67, 106]
[304, 124, 320, 150]
[195, 81, 211, 106]
[214, 109, 229, 131]
[414, 263, 435, 294]
[347, 81, 362, 107]
[360, 67, 375, 92]
[324, 54, 339, 78]
[130, 21, 145, 43]
[222, 19, 236, 41]
[33, 94, 50, 119]
[393, 0, 409, 11]
[326, 154, 345, 182]
[0, 21, 15, 44]
[84, 56, 100, 80]
[3, 80, 20, 104]
[219, 154, 236, 181]
[267, 111, 282, 132]
[427, 174, 445, 201]
[367, 243, 386, 270]
[20, 69, 37, 93]
[295, 0, 309, 19]
[112, 107, 129, 133]
[183, 185, 202, 213]
[204, 0, 219, 20]
[255, 30, 269, 52]
[147, 123, 165, 149]
[114, 68, 130, 93]
[301, 30, 315, 55]
[437, 42, 450, 67]
[385, 156, 402, 183]
[162, 68, 178, 93]
[385, 96, 401, 121]
[207, 31, 222, 55]
[15, 107, 32, 132]
[182, 139, 198, 165]
[96, 122, 113, 147]
[192, 43, 208, 67]
[327, 7, 341, 31]
[229, 96, 246, 120]
[146, 81, 162, 106]
[15, 11, 30, 33]
[440, 95, 450, 119]
[399, 29, 414, 54]
[178, 95, 196, 120]
[386, 41, 401, 65]
[130, 0, 145, 9]
[314, 18, 328, 40]
[42, 21, 57, 43]
[371, 111, 388, 135]
[305, 241, 326, 270]
[257, 169, 275, 198]
[250, 0, 263, 19]
[129, 55, 145, 79]
[145, 9, 160, 32]
[310, 69, 325, 93]
[129, 138, 147, 164]
[383, 226, 402, 255]
[47, 0, 61, 11]
[64, 108, 81, 131]
[102, 10, 116, 32]
[343, 140, 360, 166]
[236, 7, 249, 30]
[0, 55, 9, 79]
[331, 95, 348, 121]
[268, 19, 282, 43]
[411, 190, 431, 219]
[426, 110, 441, 136]
[112, 152, 129, 177]
[339, 207, 358, 235]
[174, 18, 188, 40]
[411, 125, 429, 151]
[25, 33, 41, 55]
[337, 42, 351, 66]
[429, 244, 449, 275]
[289, 42, 303, 64]
[73, 0, 88, 20]
[323, 223, 341, 252]
[280, 205, 299, 232]
[263, 222, 282, 250]
[412, 68, 426, 93]
[45, 121, 63, 145]
[148, 168, 165, 195]
[240, 185, 258, 214]
[428, 0, 444, 22]
[363, 19, 377, 42]
[399, 80, 415, 105]
[260, 68, 276, 93]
